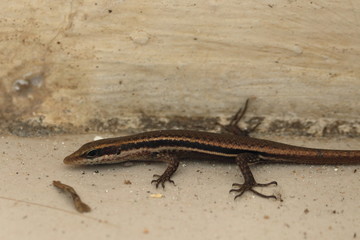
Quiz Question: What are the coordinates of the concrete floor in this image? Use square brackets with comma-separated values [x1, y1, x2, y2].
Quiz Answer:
[1, 133, 359, 240]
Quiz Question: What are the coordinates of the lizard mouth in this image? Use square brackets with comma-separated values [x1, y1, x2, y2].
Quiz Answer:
[63, 155, 78, 165]
[63, 157, 71, 164]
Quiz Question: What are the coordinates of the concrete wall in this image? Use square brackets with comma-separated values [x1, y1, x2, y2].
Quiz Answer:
[1, 1, 359, 136]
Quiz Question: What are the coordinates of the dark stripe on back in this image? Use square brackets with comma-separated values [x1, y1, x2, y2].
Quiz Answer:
[121, 139, 242, 155]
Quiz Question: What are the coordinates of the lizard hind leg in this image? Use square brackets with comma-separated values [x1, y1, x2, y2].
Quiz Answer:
[231, 153, 277, 200]
[220, 99, 263, 136]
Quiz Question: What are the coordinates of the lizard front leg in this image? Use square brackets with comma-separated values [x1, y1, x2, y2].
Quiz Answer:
[151, 152, 179, 189]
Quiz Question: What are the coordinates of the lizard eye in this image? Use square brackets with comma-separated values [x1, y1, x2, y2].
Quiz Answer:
[85, 149, 100, 158]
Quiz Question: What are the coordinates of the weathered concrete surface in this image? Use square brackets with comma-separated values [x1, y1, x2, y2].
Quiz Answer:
[1, 1, 359, 136]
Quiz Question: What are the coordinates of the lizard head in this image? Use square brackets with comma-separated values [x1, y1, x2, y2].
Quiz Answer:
[63, 137, 149, 165]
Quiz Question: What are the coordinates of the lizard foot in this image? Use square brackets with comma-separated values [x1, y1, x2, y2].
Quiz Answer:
[151, 174, 176, 189]
[230, 181, 277, 200]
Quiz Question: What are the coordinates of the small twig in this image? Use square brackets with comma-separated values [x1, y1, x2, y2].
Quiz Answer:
[53, 181, 91, 213]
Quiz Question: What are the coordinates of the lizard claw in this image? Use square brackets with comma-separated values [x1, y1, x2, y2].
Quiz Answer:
[230, 181, 277, 200]
[151, 174, 176, 189]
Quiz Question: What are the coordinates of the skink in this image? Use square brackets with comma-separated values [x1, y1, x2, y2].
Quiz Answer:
[64, 100, 360, 199]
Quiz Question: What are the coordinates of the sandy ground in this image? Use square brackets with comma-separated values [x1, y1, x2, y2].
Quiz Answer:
[0, 133, 359, 240]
